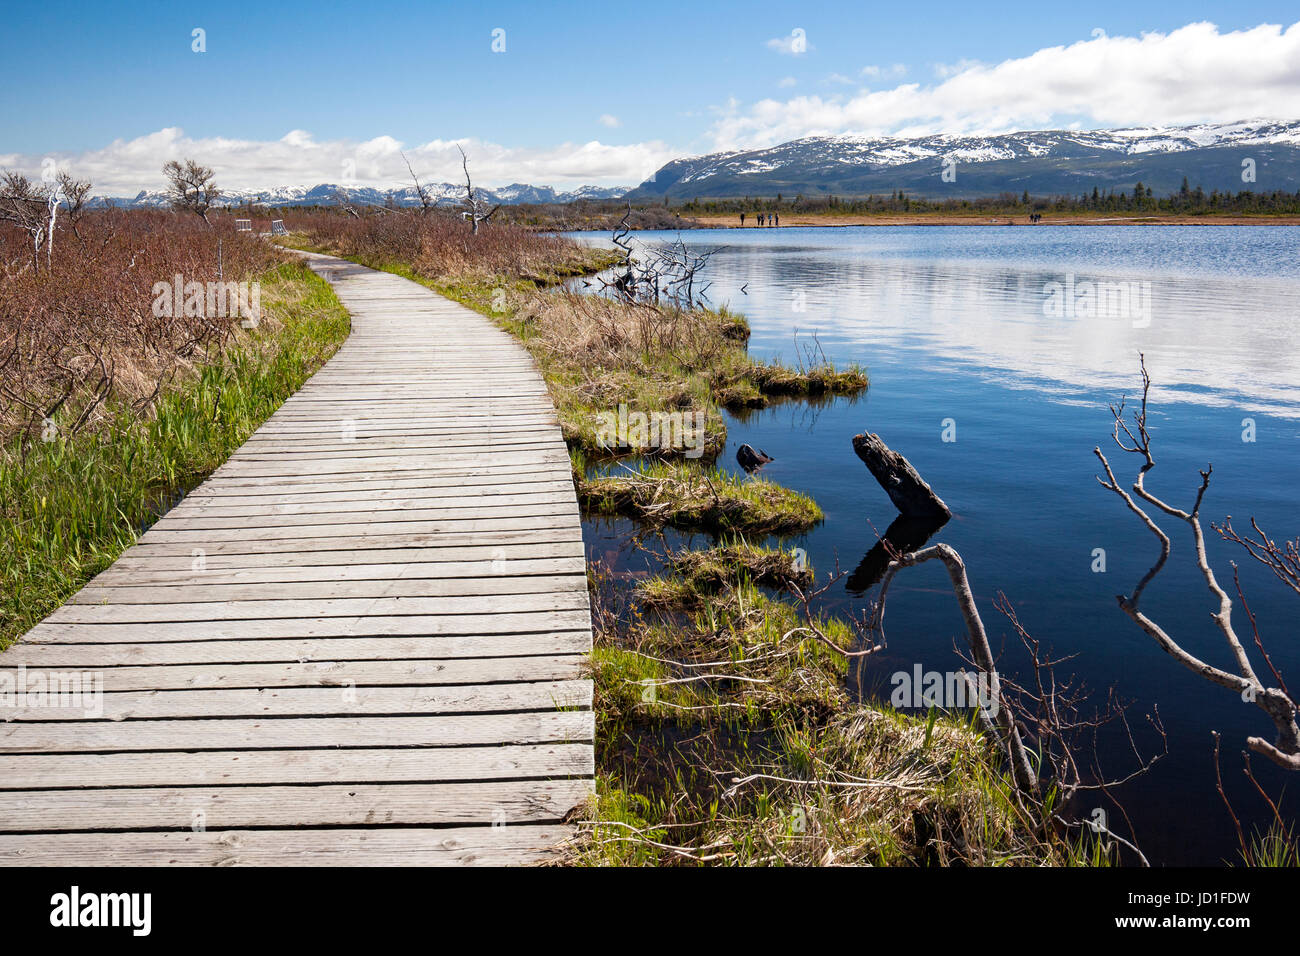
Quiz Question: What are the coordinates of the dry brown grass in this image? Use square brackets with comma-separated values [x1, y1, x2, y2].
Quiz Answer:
[283, 209, 597, 285]
[0, 209, 285, 443]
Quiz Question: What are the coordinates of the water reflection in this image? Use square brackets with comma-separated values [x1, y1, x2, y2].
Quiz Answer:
[846, 513, 950, 595]
[570, 225, 1300, 865]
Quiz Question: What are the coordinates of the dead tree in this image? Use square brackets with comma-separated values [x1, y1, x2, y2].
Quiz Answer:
[163, 158, 220, 223]
[332, 188, 362, 218]
[602, 206, 719, 310]
[787, 537, 1160, 862]
[456, 145, 498, 234]
[56, 172, 91, 241]
[401, 151, 434, 214]
[1095, 354, 1300, 770]
[0, 172, 53, 271]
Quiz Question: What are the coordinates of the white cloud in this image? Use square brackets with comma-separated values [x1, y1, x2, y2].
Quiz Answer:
[860, 63, 907, 80]
[598, 114, 621, 128]
[778, 76, 797, 88]
[8, 128, 678, 195]
[713, 21, 1300, 149]
[766, 29, 810, 55]
[826, 73, 854, 86]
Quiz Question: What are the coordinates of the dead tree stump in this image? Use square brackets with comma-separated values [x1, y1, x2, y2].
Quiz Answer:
[852, 432, 951, 520]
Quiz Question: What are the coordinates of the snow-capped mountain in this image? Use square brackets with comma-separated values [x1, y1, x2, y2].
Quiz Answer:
[628, 120, 1300, 199]
[99, 182, 630, 209]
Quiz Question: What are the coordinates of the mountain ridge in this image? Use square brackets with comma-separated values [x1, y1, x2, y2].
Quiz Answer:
[628, 120, 1300, 200]
[94, 181, 631, 209]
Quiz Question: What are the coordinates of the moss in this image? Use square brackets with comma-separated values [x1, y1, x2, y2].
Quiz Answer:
[578, 461, 822, 535]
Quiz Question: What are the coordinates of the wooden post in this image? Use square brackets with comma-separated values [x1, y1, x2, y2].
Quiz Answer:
[852, 432, 951, 519]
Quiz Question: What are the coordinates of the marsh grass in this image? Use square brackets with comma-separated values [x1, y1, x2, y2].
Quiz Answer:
[577, 459, 822, 535]
[0, 261, 349, 648]
[571, 561, 1085, 866]
[637, 540, 813, 609]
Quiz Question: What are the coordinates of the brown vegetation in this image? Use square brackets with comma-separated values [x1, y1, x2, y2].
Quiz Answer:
[0, 208, 284, 443]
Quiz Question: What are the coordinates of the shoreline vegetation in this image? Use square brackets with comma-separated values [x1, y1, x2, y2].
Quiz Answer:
[0, 225, 350, 648]
[281, 211, 1103, 865]
[457, 183, 1300, 231]
[578, 542, 1086, 865]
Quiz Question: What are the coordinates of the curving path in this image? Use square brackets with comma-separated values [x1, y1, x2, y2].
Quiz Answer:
[0, 252, 593, 865]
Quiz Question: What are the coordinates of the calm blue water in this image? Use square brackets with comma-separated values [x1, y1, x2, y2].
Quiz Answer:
[573, 225, 1300, 866]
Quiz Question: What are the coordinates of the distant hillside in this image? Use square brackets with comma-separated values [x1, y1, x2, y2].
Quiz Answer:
[626, 121, 1300, 200]
[95, 182, 631, 209]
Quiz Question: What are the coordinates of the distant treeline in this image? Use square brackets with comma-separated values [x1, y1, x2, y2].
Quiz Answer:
[674, 180, 1300, 216]
[223, 179, 1300, 229]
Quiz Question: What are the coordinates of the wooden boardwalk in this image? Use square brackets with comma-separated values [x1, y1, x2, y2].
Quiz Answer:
[0, 252, 593, 865]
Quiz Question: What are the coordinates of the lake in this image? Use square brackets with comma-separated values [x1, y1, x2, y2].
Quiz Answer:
[570, 224, 1300, 866]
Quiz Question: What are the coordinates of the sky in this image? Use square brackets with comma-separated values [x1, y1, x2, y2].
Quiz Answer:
[2, 0, 1299, 194]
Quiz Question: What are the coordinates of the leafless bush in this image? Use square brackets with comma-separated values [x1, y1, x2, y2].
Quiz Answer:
[0, 208, 283, 442]
[287, 207, 590, 284]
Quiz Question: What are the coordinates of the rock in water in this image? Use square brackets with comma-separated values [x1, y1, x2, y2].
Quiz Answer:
[851, 432, 951, 519]
[736, 443, 774, 473]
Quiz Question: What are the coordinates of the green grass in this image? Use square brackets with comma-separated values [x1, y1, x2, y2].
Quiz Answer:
[578, 459, 823, 535]
[637, 540, 813, 608]
[570, 575, 1090, 866]
[0, 260, 350, 649]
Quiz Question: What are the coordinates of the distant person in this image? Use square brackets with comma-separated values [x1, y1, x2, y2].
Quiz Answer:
[774, 212, 780, 227]
[740, 212, 746, 226]
[757, 213, 764, 227]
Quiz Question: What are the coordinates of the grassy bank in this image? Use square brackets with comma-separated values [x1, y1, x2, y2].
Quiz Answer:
[0, 261, 349, 648]
[577, 457, 822, 534]
[572, 544, 1086, 865]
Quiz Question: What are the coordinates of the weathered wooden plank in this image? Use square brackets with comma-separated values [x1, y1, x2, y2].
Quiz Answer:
[0, 780, 595, 832]
[1, 680, 591, 721]
[21, 610, 592, 643]
[176, 481, 574, 508]
[118, 529, 585, 557]
[90, 553, 583, 586]
[70, 572, 586, 605]
[0, 634, 591, 666]
[0, 655, 586, 690]
[141, 500, 577, 530]
[0, 744, 593, 789]
[46, 590, 588, 624]
[0, 825, 575, 866]
[0, 709, 595, 753]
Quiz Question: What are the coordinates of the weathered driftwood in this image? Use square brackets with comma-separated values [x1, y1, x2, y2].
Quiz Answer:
[852, 432, 951, 519]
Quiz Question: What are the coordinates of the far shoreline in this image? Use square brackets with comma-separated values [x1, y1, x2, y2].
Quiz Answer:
[680, 213, 1300, 228]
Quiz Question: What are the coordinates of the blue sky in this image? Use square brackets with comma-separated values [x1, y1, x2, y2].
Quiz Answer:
[2, 1, 1298, 192]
